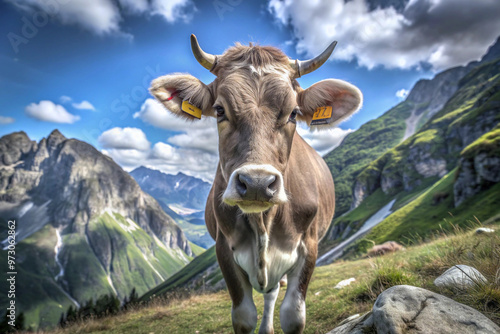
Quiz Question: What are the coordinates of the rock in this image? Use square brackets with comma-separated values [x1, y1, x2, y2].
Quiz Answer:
[0, 131, 35, 166]
[454, 126, 500, 207]
[434, 265, 487, 289]
[335, 278, 356, 289]
[475, 227, 495, 234]
[336, 313, 362, 327]
[367, 241, 405, 257]
[327, 285, 500, 334]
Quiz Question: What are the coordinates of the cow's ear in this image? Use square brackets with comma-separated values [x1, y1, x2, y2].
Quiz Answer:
[297, 79, 362, 127]
[150, 73, 214, 120]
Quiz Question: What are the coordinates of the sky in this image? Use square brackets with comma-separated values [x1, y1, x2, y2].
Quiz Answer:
[1, 0, 499, 181]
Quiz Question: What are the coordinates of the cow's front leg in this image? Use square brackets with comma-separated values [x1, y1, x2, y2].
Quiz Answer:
[258, 283, 280, 334]
[216, 232, 257, 334]
[279, 242, 317, 334]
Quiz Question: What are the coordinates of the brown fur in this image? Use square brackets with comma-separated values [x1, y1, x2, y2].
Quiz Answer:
[150, 40, 362, 334]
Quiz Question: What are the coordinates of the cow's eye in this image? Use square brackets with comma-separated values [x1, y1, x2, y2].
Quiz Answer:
[288, 108, 298, 123]
[214, 105, 225, 118]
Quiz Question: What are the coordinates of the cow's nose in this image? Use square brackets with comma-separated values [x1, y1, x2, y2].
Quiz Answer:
[236, 173, 278, 201]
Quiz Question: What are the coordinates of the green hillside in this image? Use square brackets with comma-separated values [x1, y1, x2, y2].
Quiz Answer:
[140, 246, 221, 301]
[321, 56, 500, 257]
[43, 222, 500, 334]
[0, 212, 192, 330]
[323, 100, 413, 216]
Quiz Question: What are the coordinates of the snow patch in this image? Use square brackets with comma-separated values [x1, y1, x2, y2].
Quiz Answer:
[117, 217, 139, 233]
[54, 229, 65, 280]
[403, 109, 425, 141]
[168, 204, 202, 216]
[53, 228, 80, 308]
[107, 275, 118, 296]
[142, 253, 164, 281]
[317, 199, 396, 266]
[18, 201, 34, 217]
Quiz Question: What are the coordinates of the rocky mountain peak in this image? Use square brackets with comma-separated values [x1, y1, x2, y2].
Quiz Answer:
[480, 36, 500, 64]
[0, 131, 35, 166]
[46, 129, 66, 151]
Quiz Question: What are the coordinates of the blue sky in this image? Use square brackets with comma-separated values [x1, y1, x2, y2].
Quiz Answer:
[1, 0, 499, 181]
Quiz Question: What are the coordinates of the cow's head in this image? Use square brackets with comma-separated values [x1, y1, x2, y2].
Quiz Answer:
[150, 35, 362, 213]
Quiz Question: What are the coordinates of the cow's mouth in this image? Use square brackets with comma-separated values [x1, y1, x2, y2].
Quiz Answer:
[225, 199, 274, 213]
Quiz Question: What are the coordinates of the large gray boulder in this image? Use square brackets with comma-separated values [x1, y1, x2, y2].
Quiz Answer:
[327, 285, 500, 334]
[434, 265, 487, 289]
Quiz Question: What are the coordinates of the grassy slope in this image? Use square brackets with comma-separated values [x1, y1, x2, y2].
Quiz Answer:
[45, 221, 500, 334]
[140, 246, 218, 301]
[0, 212, 192, 330]
[0, 225, 75, 329]
[321, 58, 500, 252]
[87, 212, 191, 299]
[323, 101, 414, 217]
[188, 242, 205, 256]
[345, 170, 500, 258]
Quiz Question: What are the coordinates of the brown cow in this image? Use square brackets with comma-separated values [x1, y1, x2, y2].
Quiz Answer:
[150, 35, 362, 334]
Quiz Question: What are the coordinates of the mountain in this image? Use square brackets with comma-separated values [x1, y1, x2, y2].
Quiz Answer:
[319, 37, 500, 263]
[324, 37, 500, 218]
[130, 166, 213, 248]
[0, 131, 192, 329]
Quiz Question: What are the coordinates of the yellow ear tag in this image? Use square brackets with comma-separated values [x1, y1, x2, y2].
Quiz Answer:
[181, 100, 202, 119]
[310, 106, 333, 125]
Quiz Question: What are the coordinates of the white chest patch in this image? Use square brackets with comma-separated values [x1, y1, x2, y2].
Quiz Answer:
[233, 241, 299, 293]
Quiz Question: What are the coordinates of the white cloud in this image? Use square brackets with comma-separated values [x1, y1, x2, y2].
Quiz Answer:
[7, 0, 195, 35]
[151, 0, 194, 23]
[25, 100, 80, 124]
[396, 89, 409, 99]
[72, 100, 96, 111]
[0, 116, 15, 125]
[134, 98, 219, 154]
[8, 0, 121, 35]
[60, 95, 72, 103]
[98, 127, 151, 151]
[268, 0, 500, 70]
[297, 125, 353, 156]
[118, 0, 149, 14]
[100, 129, 218, 182]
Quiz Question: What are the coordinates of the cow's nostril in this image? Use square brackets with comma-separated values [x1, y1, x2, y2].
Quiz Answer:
[264, 175, 277, 197]
[236, 174, 248, 197]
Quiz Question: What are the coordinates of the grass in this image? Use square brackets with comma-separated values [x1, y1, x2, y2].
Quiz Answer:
[461, 123, 500, 158]
[342, 168, 500, 258]
[140, 246, 219, 301]
[0, 224, 76, 330]
[36, 221, 500, 334]
[323, 101, 414, 216]
[0, 211, 193, 331]
[188, 242, 206, 256]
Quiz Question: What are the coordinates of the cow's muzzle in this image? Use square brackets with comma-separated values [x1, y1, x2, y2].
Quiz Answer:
[223, 164, 288, 213]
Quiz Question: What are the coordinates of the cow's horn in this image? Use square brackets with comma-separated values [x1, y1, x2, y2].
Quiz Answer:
[289, 41, 337, 78]
[191, 34, 218, 72]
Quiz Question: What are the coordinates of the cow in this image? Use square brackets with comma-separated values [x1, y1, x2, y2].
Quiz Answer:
[150, 35, 362, 334]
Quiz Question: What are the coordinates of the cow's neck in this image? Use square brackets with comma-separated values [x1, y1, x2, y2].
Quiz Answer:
[246, 209, 277, 290]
